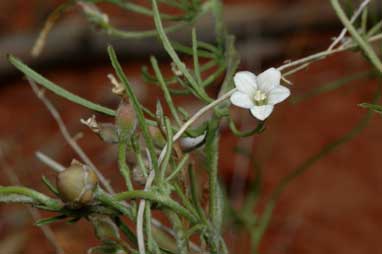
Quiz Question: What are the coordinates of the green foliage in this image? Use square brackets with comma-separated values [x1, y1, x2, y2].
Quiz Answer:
[359, 102, 382, 115]
[2, 0, 382, 253]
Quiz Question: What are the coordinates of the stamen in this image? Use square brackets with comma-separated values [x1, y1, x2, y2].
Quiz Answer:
[253, 90, 267, 106]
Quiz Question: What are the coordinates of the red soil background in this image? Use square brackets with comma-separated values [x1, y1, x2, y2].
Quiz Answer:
[0, 0, 381, 253]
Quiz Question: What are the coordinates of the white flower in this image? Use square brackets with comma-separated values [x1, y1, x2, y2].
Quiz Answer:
[230, 68, 290, 121]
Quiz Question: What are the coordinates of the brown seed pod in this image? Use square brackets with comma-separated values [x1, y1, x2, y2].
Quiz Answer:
[56, 159, 98, 208]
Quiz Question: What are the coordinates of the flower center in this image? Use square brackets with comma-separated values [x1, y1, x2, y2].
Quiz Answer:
[253, 90, 267, 106]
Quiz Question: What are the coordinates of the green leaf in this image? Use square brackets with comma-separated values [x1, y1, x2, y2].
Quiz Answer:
[359, 103, 382, 114]
[41, 176, 59, 196]
[7, 55, 116, 116]
[36, 214, 67, 226]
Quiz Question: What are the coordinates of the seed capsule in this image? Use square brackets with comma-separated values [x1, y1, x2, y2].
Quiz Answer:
[56, 159, 98, 208]
[115, 100, 137, 133]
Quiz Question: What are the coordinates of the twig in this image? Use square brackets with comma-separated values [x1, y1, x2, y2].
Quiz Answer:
[136, 170, 156, 254]
[327, 0, 371, 50]
[331, 0, 382, 72]
[27, 78, 114, 194]
[278, 33, 382, 72]
[35, 151, 65, 172]
[173, 89, 237, 141]
[0, 148, 65, 254]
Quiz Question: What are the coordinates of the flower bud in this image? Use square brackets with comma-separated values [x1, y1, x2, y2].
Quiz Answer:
[179, 133, 206, 153]
[56, 159, 98, 208]
[115, 100, 137, 134]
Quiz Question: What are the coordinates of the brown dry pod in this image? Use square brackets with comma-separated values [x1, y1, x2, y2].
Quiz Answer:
[56, 159, 98, 208]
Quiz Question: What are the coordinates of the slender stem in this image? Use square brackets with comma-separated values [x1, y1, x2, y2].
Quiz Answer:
[115, 190, 196, 224]
[0, 186, 61, 210]
[151, 0, 212, 102]
[166, 154, 190, 181]
[35, 151, 65, 172]
[28, 79, 115, 194]
[151, 57, 183, 127]
[331, 0, 382, 72]
[160, 118, 174, 181]
[166, 211, 189, 254]
[137, 170, 155, 254]
[205, 118, 222, 253]
[278, 33, 382, 72]
[328, 0, 371, 50]
[192, 28, 203, 84]
[173, 89, 236, 141]
[108, 46, 159, 172]
[118, 131, 134, 191]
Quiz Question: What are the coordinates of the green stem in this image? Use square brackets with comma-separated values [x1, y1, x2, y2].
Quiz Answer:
[99, 0, 184, 20]
[113, 191, 197, 223]
[211, 0, 225, 47]
[192, 28, 202, 84]
[104, 22, 185, 39]
[118, 131, 134, 191]
[166, 211, 188, 254]
[0, 186, 62, 210]
[151, 57, 183, 126]
[331, 0, 382, 72]
[173, 183, 198, 217]
[96, 190, 134, 218]
[160, 118, 174, 181]
[166, 154, 190, 181]
[108, 46, 159, 172]
[229, 119, 265, 137]
[205, 118, 222, 253]
[188, 165, 208, 223]
[151, 0, 212, 102]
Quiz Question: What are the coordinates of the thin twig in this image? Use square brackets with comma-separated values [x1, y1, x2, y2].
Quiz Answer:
[0, 149, 65, 254]
[35, 151, 65, 172]
[173, 89, 237, 141]
[136, 170, 156, 254]
[278, 33, 382, 71]
[27, 78, 114, 194]
[328, 0, 371, 50]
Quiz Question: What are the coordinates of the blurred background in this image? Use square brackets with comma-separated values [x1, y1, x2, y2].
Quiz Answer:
[0, 0, 382, 253]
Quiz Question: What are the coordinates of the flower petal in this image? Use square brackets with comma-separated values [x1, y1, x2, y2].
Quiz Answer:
[230, 92, 255, 109]
[234, 71, 257, 95]
[257, 68, 281, 93]
[267, 85, 291, 105]
[250, 105, 274, 121]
